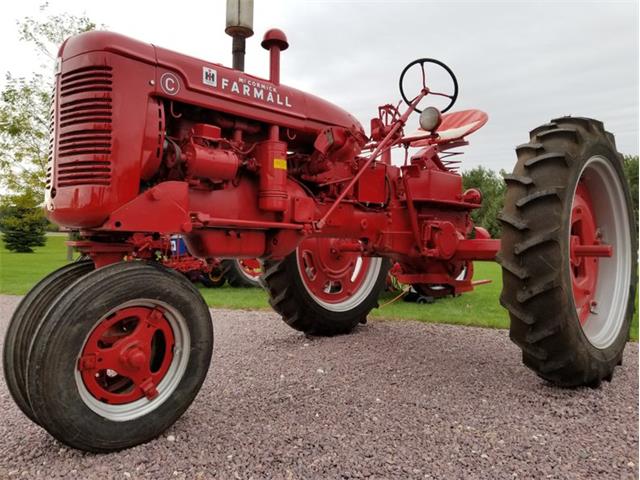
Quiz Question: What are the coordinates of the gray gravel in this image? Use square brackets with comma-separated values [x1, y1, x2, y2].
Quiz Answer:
[0, 294, 637, 479]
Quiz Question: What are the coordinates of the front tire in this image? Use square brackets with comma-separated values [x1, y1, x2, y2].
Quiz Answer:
[498, 117, 637, 387]
[3, 260, 95, 425]
[24, 262, 213, 452]
[263, 238, 389, 336]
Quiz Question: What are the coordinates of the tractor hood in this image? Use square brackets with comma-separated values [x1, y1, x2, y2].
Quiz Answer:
[58, 31, 365, 137]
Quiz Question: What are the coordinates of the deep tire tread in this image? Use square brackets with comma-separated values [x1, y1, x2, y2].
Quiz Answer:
[536, 127, 579, 141]
[524, 152, 568, 168]
[495, 254, 529, 280]
[513, 228, 559, 254]
[516, 276, 561, 303]
[515, 188, 563, 208]
[503, 173, 534, 186]
[500, 296, 535, 325]
[497, 212, 529, 231]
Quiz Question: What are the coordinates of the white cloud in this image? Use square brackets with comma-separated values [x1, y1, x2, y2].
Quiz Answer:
[1, 0, 637, 172]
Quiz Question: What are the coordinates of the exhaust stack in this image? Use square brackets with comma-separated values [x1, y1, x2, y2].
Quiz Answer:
[225, 0, 254, 71]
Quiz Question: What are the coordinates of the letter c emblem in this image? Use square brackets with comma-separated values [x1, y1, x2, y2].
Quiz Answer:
[160, 72, 180, 96]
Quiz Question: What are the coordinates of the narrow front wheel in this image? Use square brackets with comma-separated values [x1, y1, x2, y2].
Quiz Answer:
[25, 262, 213, 452]
[3, 260, 94, 425]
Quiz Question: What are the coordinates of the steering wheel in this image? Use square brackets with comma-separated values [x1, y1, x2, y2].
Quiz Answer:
[399, 58, 458, 113]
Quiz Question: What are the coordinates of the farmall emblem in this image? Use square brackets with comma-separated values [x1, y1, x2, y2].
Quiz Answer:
[202, 65, 291, 108]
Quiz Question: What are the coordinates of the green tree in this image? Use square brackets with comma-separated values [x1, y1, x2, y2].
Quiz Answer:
[0, 191, 47, 252]
[0, 4, 98, 252]
[0, 4, 97, 198]
[623, 154, 638, 230]
[462, 166, 506, 238]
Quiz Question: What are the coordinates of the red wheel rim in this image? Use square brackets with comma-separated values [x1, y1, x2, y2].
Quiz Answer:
[297, 237, 374, 305]
[238, 258, 262, 278]
[78, 306, 175, 404]
[570, 180, 612, 325]
[568, 156, 628, 349]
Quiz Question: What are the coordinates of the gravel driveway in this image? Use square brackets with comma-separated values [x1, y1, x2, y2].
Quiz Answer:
[0, 294, 637, 479]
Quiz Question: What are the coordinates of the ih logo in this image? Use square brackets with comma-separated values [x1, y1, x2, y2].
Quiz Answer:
[203, 67, 217, 87]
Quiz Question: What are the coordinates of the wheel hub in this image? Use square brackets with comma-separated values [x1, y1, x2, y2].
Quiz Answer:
[78, 306, 175, 404]
[297, 237, 372, 303]
[570, 180, 614, 326]
[123, 347, 146, 370]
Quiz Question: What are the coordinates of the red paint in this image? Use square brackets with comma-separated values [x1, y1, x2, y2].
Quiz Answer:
[570, 182, 612, 324]
[257, 134, 289, 212]
[355, 162, 387, 204]
[297, 237, 371, 303]
[238, 258, 262, 278]
[184, 123, 240, 181]
[409, 109, 489, 147]
[261, 29, 289, 85]
[78, 306, 175, 404]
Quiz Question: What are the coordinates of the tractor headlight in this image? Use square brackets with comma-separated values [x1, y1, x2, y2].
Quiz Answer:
[419, 106, 442, 132]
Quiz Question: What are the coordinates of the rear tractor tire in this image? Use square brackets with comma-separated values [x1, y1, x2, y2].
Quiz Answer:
[262, 237, 389, 336]
[23, 262, 213, 452]
[498, 117, 637, 387]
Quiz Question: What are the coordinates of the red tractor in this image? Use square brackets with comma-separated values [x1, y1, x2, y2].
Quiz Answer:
[3, 26, 636, 453]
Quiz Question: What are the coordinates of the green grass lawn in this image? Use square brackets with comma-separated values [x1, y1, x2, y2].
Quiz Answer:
[1, 235, 637, 340]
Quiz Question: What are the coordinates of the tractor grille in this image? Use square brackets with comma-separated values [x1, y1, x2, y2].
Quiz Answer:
[54, 65, 113, 188]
